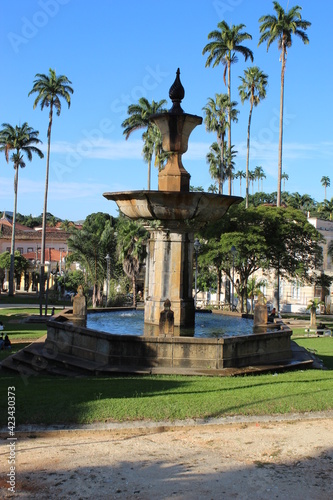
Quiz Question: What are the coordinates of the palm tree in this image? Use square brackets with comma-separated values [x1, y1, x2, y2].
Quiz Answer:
[225, 145, 237, 190]
[254, 166, 265, 193]
[29, 68, 73, 313]
[287, 192, 315, 213]
[281, 171, 289, 191]
[203, 94, 238, 194]
[321, 176, 330, 200]
[259, 2, 311, 207]
[116, 218, 148, 307]
[0, 123, 43, 295]
[121, 97, 167, 190]
[203, 21, 253, 195]
[318, 198, 333, 221]
[207, 183, 218, 194]
[249, 170, 256, 195]
[247, 277, 266, 313]
[206, 142, 228, 194]
[238, 66, 268, 207]
[68, 217, 116, 308]
[234, 170, 246, 196]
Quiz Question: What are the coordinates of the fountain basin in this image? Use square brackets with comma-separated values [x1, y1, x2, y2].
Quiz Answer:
[103, 190, 242, 223]
[46, 310, 292, 372]
[87, 309, 254, 337]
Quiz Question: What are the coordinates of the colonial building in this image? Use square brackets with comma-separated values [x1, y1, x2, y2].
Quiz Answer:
[197, 216, 333, 314]
[0, 213, 77, 292]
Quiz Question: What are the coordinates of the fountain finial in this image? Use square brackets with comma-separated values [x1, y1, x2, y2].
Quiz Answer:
[169, 68, 185, 113]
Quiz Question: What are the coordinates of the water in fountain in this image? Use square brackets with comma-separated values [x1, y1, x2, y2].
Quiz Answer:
[87, 310, 254, 338]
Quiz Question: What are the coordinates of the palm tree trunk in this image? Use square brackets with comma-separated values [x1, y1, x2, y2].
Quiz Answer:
[277, 47, 286, 207]
[40, 105, 53, 315]
[9, 167, 19, 296]
[227, 60, 232, 196]
[245, 104, 253, 209]
[147, 158, 151, 191]
[217, 268, 222, 306]
[219, 134, 224, 194]
[132, 275, 137, 308]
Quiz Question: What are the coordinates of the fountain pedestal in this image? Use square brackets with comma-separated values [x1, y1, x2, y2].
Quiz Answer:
[145, 228, 194, 330]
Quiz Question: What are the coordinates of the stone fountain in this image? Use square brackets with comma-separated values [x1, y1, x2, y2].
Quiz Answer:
[104, 69, 242, 335]
[4, 70, 297, 377]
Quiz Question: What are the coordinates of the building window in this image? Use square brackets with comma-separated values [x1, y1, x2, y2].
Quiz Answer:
[27, 247, 33, 253]
[17, 247, 23, 254]
[292, 281, 301, 300]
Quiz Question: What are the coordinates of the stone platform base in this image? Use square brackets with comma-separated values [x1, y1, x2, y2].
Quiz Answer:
[41, 313, 293, 372]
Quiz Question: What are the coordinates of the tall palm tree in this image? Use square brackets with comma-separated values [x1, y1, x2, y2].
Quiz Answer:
[254, 166, 266, 193]
[259, 2, 311, 207]
[116, 218, 148, 308]
[206, 142, 228, 194]
[238, 66, 268, 207]
[225, 145, 237, 189]
[203, 94, 238, 194]
[29, 68, 73, 313]
[281, 171, 289, 191]
[203, 21, 253, 195]
[0, 122, 43, 295]
[234, 170, 246, 196]
[249, 170, 256, 195]
[121, 98, 167, 190]
[321, 176, 330, 200]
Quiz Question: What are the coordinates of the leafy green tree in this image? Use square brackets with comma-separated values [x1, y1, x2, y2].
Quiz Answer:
[238, 67, 268, 207]
[29, 68, 73, 311]
[68, 213, 116, 307]
[321, 176, 330, 201]
[116, 217, 148, 307]
[0, 122, 43, 295]
[57, 269, 86, 296]
[200, 204, 323, 312]
[0, 251, 29, 289]
[121, 98, 167, 190]
[203, 21, 253, 195]
[250, 191, 276, 207]
[259, 2, 311, 207]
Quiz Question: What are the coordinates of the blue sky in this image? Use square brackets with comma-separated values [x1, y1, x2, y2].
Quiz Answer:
[0, 0, 332, 221]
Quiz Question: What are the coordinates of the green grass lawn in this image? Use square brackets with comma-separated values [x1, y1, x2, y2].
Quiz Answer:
[0, 308, 48, 343]
[0, 310, 332, 427]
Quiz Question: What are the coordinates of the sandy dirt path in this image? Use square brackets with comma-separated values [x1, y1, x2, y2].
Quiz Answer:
[1, 414, 333, 499]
